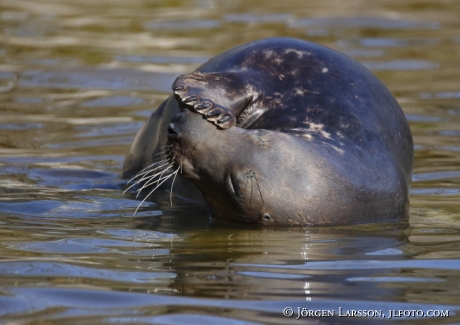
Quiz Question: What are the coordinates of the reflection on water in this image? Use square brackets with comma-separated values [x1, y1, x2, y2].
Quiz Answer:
[0, 0, 460, 324]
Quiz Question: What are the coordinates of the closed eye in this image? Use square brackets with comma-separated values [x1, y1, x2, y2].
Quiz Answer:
[226, 173, 241, 198]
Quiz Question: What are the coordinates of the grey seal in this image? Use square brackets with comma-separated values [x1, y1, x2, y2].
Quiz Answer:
[123, 37, 413, 226]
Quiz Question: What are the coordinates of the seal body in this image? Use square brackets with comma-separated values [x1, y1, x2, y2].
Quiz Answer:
[123, 37, 413, 226]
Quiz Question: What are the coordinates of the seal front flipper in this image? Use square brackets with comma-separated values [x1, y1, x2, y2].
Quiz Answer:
[172, 72, 257, 129]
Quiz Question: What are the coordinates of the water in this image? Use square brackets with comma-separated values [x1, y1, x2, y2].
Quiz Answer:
[1, 0, 460, 324]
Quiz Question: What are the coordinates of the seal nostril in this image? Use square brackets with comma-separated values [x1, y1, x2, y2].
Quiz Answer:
[168, 123, 176, 133]
[167, 123, 181, 139]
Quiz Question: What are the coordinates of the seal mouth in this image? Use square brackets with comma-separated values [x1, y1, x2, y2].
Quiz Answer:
[167, 123, 181, 140]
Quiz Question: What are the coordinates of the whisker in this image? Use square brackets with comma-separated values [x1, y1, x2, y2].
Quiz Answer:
[135, 169, 175, 200]
[249, 177, 254, 206]
[243, 174, 249, 194]
[153, 161, 175, 188]
[252, 174, 269, 192]
[137, 163, 173, 189]
[137, 161, 173, 184]
[134, 169, 178, 215]
[169, 157, 179, 206]
[135, 166, 174, 198]
[145, 145, 172, 161]
[139, 147, 170, 167]
[251, 174, 274, 193]
[136, 159, 169, 180]
[127, 159, 169, 184]
[123, 145, 179, 215]
[254, 176, 264, 203]
[123, 161, 171, 194]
